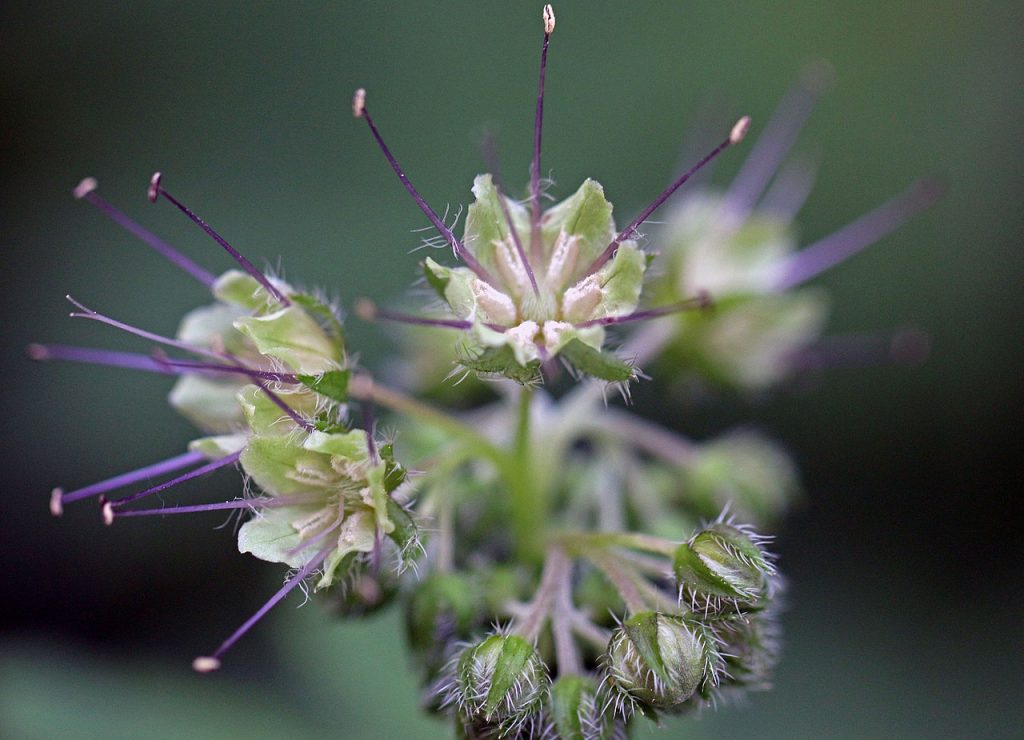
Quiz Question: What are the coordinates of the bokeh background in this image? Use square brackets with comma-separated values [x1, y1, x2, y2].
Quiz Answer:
[3, 1, 1022, 737]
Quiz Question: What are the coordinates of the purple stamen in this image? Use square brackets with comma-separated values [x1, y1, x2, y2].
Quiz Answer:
[160, 357, 298, 384]
[495, 182, 540, 296]
[65, 296, 226, 362]
[254, 381, 314, 432]
[722, 62, 833, 220]
[109, 493, 326, 519]
[148, 173, 291, 307]
[530, 5, 556, 261]
[773, 178, 942, 291]
[355, 299, 473, 330]
[193, 545, 333, 672]
[352, 91, 499, 286]
[28, 343, 172, 375]
[758, 155, 819, 221]
[585, 117, 751, 275]
[73, 178, 217, 287]
[789, 327, 930, 372]
[55, 450, 206, 511]
[574, 292, 712, 328]
[104, 451, 242, 513]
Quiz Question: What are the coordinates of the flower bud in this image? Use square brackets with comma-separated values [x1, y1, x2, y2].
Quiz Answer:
[451, 634, 549, 732]
[605, 611, 718, 711]
[673, 520, 776, 615]
[712, 611, 782, 693]
[549, 675, 621, 740]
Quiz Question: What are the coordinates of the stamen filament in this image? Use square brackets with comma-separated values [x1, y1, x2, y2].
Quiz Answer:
[254, 381, 314, 432]
[104, 451, 242, 514]
[54, 450, 206, 511]
[148, 173, 292, 307]
[193, 545, 333, 673]
[574, 292, 711, 328]
[586, 116, 751, 275]
[353, 90, 498, 286]
[65, 296, 226, 363]
[530, 5, 556, 261]
[355, 298, 472, 330]
[773, 177, 942, 290]
[73, 178, 217, 286]
[161, 357, 298, 383]
[495, 183, 540, 296]
[110, 493, 327, 519]
[723, 62, 833, 220]
[28, 343, 171, 375]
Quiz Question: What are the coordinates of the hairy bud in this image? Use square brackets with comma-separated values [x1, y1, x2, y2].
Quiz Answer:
[549, 675, 622, 740]
[674, 519, 776, 615]
[605, 611, 719, 712]
[450, 634, 549, 732]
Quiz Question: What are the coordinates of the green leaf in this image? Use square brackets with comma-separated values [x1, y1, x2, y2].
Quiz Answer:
[422, 258, 477, 319]
[560, 338, 635, 382]
[297, 369, 350, 403]
[379, 443, 407, 493]
[461, 345, 541, 385]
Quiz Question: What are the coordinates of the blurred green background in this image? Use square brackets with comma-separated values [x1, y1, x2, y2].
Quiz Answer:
[2, 1, 1021, 737]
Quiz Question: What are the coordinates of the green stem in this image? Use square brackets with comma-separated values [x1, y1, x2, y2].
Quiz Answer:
[556, 530, 680, 558]
[508, 386, 544, 563]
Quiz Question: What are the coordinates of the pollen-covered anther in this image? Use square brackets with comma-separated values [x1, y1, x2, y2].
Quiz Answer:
[352, 88, 366, 118]
[354, 297, 378, 322]
[73, 177, 98, 200]
[49, 488, 64, 517]
[561, 275, 603, 323]
[471, 279, 518, 325]
[730, 116, 752, 146]
[544, 231, 580, 290]
[147, 172, 162, 203]
[543, 4, 556, 34]
[102, 501, 115, 526]
[494, 237, 532, 298]
[192, 656, 221, 673]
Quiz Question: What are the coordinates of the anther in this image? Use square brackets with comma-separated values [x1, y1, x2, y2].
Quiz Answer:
[586, 117, 752, 275]
[148, 173, 291, 306]
[352, 88, 366, 118]
[730, 116, 751, 145]
[192, 656, 221, 673]
[543, 4, 556, 35]
[50, 488, 64, 517]
[102, 501, 115, 526]
[73, 177, 98, 200]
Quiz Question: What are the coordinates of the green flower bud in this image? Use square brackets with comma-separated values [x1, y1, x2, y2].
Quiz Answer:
[549, 675, 621, 740]
[450, 634, 549, 733]
[605, 611, 718, 712]
[673, 518, 776, 615]
[685, 430, 799, 525]
[713, 610, 782, 693]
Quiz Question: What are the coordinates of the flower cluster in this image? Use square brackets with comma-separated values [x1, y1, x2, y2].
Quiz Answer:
[35, 4, 934, 737]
